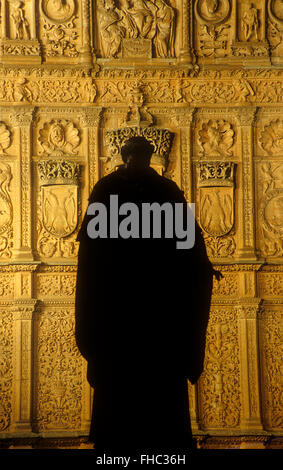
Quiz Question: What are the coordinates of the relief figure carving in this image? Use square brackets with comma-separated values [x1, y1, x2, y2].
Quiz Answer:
[11, 1, 30, 39]
[242, 3, 260, 41]
[38, 120, 81, 156]
[97, 0, 176, 58]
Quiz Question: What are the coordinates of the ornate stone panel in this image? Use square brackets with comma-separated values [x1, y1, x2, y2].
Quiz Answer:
[33, 306, 83, 432]
[0, 1, 282, 448]
[198, 307, 241, 429]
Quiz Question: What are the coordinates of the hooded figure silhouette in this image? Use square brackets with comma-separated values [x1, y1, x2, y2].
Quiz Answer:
[75, 136, 215, 455]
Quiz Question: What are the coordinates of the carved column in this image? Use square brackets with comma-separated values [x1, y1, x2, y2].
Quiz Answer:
[80, 0, 92, 64]
[10, 107, 35, 262]
[179, 0, 193, 64]
[237, 299, 263, 431]
[236, 107, 258, 261]
[80, 107, 103, 192]
[11, 297, 38, 432]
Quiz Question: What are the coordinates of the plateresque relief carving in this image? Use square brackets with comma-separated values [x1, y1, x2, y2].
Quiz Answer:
[37, 160, 80, 259]
[259, 119, 283, 155]
[38, 120, 81, 156]
[0, 162, 13, 259]
[104, 126, 174, 174]
[0, 122, 12, 154]
[96, 0, 176, 59]
[258, 163, 283, 257]
[198, 120, 235, 157]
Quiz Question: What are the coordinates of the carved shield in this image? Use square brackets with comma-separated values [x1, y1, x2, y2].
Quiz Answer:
[199, 186, 234, 237]
[42, 184, 78, 238]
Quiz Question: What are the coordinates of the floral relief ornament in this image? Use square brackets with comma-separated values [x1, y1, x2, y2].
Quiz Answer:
[259, 119, 283, 155]
[38, 120, 81, 156]
[0, 123, 12, 154]
[198, 119, 235, 157]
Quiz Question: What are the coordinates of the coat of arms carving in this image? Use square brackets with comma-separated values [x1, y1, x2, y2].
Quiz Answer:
[37, 160, 80, 258]
[198, 162, 235, 237]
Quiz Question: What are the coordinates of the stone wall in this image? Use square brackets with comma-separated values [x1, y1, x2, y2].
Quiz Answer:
[0, 0, 282, 448]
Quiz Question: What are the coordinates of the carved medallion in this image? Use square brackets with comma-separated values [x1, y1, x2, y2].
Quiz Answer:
[195, 0, 231, 25]
[38, 120, 81, 156]
[199, 162, 235, 237]
[262, 190, 283, 237]
[41, 0, 76, 24]
[268, 0, 283, 24]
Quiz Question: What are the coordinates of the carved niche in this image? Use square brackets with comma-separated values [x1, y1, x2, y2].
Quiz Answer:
[0, 0, 41, 64]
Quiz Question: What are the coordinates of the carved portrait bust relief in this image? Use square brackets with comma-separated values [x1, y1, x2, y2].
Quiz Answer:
[195, 0, 231, 25]
[41, 0, 76, 24]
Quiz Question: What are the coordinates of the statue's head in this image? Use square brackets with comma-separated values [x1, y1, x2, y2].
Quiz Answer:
[121, 136, 154, 170]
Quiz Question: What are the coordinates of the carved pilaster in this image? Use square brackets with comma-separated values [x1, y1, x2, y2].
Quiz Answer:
[11, 299, 38, 432]
[171, 107, 195, 202]
[10, 107, 35, 262]
[188, 381, 200, 432]
[237, 299, 263, 431]
[236, 107, 258, 261]
[80, 107, 103, 191]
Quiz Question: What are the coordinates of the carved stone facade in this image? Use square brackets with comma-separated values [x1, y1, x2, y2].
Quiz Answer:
[0, 1, 282, 449]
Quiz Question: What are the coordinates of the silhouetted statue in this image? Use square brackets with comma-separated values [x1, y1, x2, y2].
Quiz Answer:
[75, 136, 217, 455]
